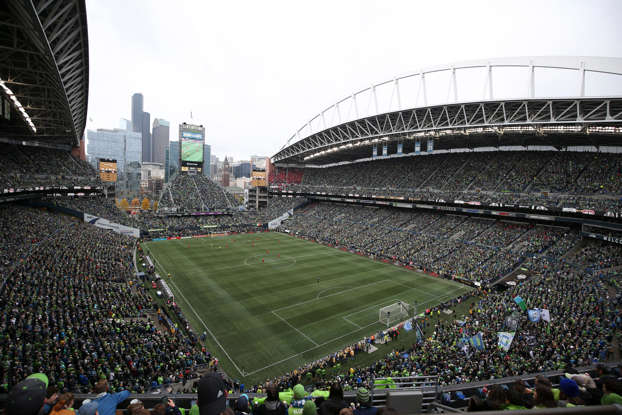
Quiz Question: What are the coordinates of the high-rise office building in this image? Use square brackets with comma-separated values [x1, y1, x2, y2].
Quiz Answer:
[203, 144, 211, 177]
[131, 93, 154, 163]
[131, 93, 143, 132]
[233, 161, 251, 178]
[141, 111, 151, 163]
[152, 118, 170, 165]
[166, 141, 180, 181]
[210, 155, 218, 177]
[86, 129, 142, 173]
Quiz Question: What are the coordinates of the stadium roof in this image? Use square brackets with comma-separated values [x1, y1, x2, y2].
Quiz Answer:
[0, 0, 89, 147]
[272, 56, 622, 165]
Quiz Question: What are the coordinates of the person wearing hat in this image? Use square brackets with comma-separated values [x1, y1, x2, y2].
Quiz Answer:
[6, 373, 49, 415]
[197, 372, 228, 415]
[127, 398, 145, 415]
[353, 388, 376, 415]
[254, 384, 287, 415]
[289, 384, 310, 415]
[235, 394, 251, 415]
[558, 378, 585, 407]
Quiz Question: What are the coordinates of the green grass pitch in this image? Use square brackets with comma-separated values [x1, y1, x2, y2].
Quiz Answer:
[142, 232, 472, 384]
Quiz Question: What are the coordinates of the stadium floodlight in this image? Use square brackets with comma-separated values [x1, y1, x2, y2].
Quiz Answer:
[0, 78, 37, 133]
[542, 125, 583, 133]
[587, 126, 622, 134]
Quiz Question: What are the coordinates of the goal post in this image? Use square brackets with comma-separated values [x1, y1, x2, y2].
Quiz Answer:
[379, 301, 411, 327]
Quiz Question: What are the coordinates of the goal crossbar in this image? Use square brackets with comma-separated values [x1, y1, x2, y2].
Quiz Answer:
[379, 301, 411, 327]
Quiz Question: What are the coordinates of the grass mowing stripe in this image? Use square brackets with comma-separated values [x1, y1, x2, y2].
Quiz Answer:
[143, 244, 248, 377]
[143, 232, 473, 382]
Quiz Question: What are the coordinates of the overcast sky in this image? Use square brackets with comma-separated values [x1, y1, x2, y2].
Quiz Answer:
[86, 0, 622, 161]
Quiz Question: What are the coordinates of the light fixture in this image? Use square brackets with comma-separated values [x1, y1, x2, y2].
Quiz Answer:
[0, 78, 36, 133]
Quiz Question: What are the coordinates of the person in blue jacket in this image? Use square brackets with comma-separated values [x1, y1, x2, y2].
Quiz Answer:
[90, 379, 130, 415]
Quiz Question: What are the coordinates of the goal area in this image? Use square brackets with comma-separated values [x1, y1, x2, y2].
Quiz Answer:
[379, 301, 411, 327]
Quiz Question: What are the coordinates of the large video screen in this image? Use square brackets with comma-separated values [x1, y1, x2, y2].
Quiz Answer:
[180, 130, 204, 163]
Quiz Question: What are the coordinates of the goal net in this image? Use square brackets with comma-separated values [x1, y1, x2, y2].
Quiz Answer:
[379, 301, 411, 327]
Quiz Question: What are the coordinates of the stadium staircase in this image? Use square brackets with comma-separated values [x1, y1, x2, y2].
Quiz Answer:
[191, 176, 207, 210]
[220, 185, 233, 209]
[415, 160, 445, 190]
[522, 153, 555, 193]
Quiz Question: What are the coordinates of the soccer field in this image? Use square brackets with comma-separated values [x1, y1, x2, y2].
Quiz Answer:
[143, 232, 472, 383]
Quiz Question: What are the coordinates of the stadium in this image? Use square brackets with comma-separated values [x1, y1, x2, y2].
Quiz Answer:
[1, 1, 621, 415]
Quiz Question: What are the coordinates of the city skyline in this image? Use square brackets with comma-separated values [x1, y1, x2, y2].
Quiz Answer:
[85, 0, 622, 162]
[87, 91, 261, 167]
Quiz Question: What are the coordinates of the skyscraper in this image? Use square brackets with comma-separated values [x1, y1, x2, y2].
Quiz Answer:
[131, 93, 143, 133]
[152, 118, 170, 165]
[141, 111, 151, 162]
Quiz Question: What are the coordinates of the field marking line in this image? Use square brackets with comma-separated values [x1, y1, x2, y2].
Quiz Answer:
[243, 318, 381, 377]
[146, 236, 473, 378]
[342, 285, 468, 321]
[342, 316, 362, 329]
[272, 279, 391, 313]
[272, 311, 319, 346]
[316, 286, 348, 299]
[246, 287, 469, 377]
[143, 245, 248, 377]
[191, 249, 345, 273]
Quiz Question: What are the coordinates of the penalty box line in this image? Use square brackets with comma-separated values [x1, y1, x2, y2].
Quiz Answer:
[272, 279, 392, 314]
[268, 280, 397, 347]
[248, 285, 468, 377]
[272, 310, 319, 346]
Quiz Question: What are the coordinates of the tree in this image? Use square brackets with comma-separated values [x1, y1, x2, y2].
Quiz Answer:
[131, 198, 140, 208]
[119, 198, 130, 211]
[153, 201, 158, 211]
[141, 197, 150, 210]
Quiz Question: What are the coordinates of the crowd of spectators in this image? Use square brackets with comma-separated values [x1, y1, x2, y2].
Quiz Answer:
[1, 143, 621, 413]
[0, 205, 212, 396]
[159, 174, 237, 213]
[246, 209, 621, 398]
[464, 371, 622, 410]
[40, 194, 305, 240]
[282, 203, 576, 284]
[279, 151, 622, 215]
[269, 168, 304, 186]
[0, 144, 100, 191]
[0, 195, 620, 414]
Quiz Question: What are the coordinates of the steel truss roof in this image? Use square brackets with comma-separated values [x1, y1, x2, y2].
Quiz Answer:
[0, 0, 89, 146]
[272, 98, 622, 163]
[273, 57, 622, 164]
